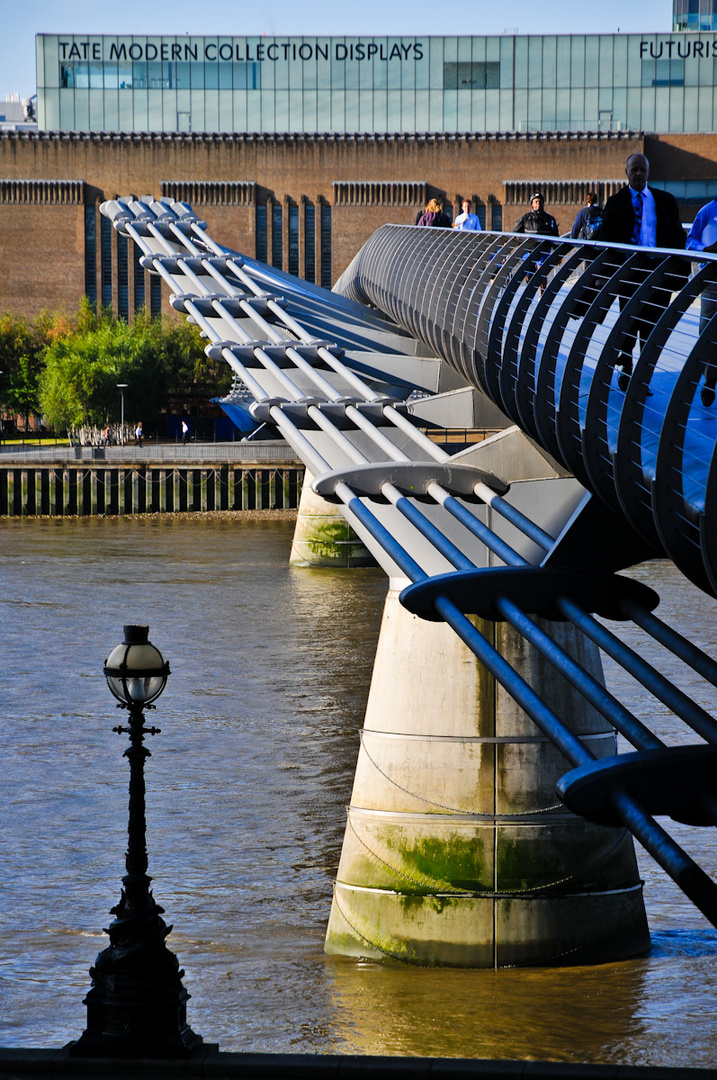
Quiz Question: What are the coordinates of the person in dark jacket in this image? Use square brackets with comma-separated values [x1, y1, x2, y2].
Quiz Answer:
[513, 192, 559, 238]
[571, 192, 602, 240]
[513, 192, 559, 294]
[599, 153, 686, 389]
[417, 198, 452, 228]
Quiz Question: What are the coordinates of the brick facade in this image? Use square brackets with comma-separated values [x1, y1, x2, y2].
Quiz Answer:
[0, 128, 713, 318]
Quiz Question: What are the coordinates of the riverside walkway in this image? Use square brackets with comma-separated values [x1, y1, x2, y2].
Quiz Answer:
[99, 195, 717, 967]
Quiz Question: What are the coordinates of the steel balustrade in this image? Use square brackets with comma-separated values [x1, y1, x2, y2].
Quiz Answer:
[101, 196, 717, 926]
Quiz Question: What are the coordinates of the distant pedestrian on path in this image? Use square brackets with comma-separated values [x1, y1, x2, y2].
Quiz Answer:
[513, 192, 560, 294]
[453, 199, 481, 231]
[181, 418, 190, 444]
[134, 421, 142, 447]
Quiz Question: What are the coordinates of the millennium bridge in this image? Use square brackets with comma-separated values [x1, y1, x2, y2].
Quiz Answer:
[102, 196, 717, 968]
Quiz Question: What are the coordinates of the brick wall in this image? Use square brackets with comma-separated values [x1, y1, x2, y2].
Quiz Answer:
[1, 127, 712, 317]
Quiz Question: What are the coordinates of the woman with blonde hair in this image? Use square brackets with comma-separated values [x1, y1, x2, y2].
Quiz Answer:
[417, 197, 452, 228]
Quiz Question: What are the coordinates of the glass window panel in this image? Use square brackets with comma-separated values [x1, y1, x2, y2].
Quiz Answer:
[429, 37, 444, 89]
[585, 37, 599, 86]
[443, 37, 458, 62]
[261, 90, 276, 131]
[414, 88, 429, 129]
[233, 62, 247, 89]
[293, 90, 313, 131]
[655, 87, 670, 128]
[402, 52, 417, 91]
[485, 89, 499, 129]
[274, 92, 289, 130]
[599, 36, 614, 87]
[60, 65, 75, 89]
[272, 204, 283, 269]
[202, 89, 218, 130]
[205, 62, 219, 90]
[118, 63, 133, 89]
[147, 92, 163, 129]
[556, 36, 571, 88]
[43, 88, 60, 128]
[415, 44, 429, 89]
[133, 62, 148, 89]
[232, 91, 247, 130]
[104, 93, 119, 129]
[101, 213, 113, 310]
[456, 91, 471, 130]
[103, 63, 119, 90]
[387, 44, 402, 89]
[90, 62, 103, 89]
[61, 92, 78, 129]
[541, 87, 556, 124]
[317, 40, 332, 89]
[147, 62, 165, 89]
[175, 63, 190, 89]
[584, 88, 598, 126]
[698, 85, 714, 133]
[499, 88, 513, 129]
[556, 88, 571, 126]
[330, 89, 345, 131]
[672, 85, 691, 129]
[162, 91, 178, 129]
[513, 87, 528, 130]
[542, 37, 557, 89]
[528, 37, 542, 89]
[119, 93, 134, 130]
[514, 37, 528, 86]
[611, 87, 627, 129]
[626, 87, 644, 128]
[219, 60, 232, 90]
[274, 53, 290, 90]
[304, 204, 315, 283]
[457, 37, 472, 62]
[74, 63, 90, 89]
[191, 63, 205, 89]
[218, 90, 233, 130]
[345, 57, 359, 90]
[571, 37, 585, 84]
[247, 90, 261, 130]
[256, 205, 267, 262]
[442, 90, 457, 130]
[400, 89, 415, 131]
[288, 205, 299, 276]
[37, 36, 46, 88]
[317, 90, 332, 129]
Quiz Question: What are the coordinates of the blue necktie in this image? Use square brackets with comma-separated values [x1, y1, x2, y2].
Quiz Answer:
[631, 191, 643, 245]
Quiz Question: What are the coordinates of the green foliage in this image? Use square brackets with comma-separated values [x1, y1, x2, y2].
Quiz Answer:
[0, 302, 229, 434]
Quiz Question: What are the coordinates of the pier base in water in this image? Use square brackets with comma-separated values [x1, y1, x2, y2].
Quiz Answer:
[325, 590, 649, 967]
[290, 472, 375, 567]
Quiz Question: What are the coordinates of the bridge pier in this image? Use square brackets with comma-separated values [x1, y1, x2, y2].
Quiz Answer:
[290, 472, 375, 567]
[325, 589, 649, 967]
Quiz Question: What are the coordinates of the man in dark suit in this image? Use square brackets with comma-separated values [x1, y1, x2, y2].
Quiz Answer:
[599, 153, 686, 389]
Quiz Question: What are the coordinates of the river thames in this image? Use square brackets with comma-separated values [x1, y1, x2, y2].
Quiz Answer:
[1, 516, 716, 1065]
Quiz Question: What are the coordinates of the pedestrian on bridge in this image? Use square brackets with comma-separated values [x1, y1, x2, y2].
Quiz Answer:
[599, 153, 686, 391]
[685, 197, 717, 406]
[513, 192, 559, 295]
[417, 198, 452, 228]
[453, 199, 481, 231]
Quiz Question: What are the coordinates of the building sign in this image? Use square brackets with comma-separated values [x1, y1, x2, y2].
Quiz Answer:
[56, 38, 426, 65]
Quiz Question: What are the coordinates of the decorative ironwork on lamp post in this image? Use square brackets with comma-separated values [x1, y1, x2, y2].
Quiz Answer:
[71, 624, 204, 1058]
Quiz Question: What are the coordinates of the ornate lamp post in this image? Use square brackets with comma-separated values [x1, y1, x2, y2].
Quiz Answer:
[71, 625, 204, 1058]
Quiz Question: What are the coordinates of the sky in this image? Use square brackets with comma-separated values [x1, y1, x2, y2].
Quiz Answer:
[1, 0, 675, 102]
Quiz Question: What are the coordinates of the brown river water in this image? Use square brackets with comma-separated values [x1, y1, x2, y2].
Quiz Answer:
[1, 516, 716, 1066]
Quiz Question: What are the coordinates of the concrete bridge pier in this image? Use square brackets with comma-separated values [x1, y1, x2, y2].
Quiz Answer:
[325, 588, 650, 967]
[290, 471, 375, 567]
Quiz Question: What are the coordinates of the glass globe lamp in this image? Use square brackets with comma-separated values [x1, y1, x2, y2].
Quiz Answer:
[104, 624, 170, 707]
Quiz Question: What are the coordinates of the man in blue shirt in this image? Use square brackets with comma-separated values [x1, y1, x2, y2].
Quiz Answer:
[686, 198, 717, 406]
[453, 199, 481, 231]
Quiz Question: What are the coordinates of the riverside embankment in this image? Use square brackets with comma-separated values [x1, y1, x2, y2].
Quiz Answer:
[0, 442, 304, 517]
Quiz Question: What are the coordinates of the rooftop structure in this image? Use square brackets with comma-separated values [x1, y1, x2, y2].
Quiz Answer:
[36, 32, 717, 135]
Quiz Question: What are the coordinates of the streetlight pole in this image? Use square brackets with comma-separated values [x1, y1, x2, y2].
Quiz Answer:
[71, 625, 204, 1059]
[117, 383, 128, 447]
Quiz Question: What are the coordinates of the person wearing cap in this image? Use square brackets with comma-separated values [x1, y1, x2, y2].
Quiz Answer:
[513, 192, 560, 294]
[513, 192, 559, 238]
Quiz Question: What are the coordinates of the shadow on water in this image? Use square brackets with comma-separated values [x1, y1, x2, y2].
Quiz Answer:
[1, 522, 716, 1065]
